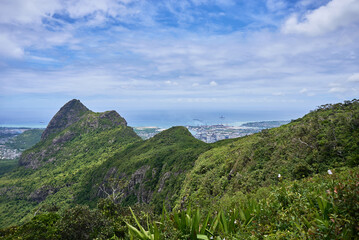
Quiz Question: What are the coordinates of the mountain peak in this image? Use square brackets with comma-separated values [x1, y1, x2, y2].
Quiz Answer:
[41, 99, 90, 140]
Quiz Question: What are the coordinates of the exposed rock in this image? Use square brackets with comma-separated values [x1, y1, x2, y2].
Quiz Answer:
[19, 100, 129, 169]
[152, 168, 157, 178]
[130, 165, 150, 186]
[19, 152, 42, 169]
[77, 111, 127, 132]
[28, 186, 59, 203]
[52, 131, 76, 144]
[104, 167, 118, 180]
[99, 111, 127, 127]
[41, 99, 89, 140]
[125, 165, 153, 204]
[158, 172, 171, 192]
[19, 145, 61, 169]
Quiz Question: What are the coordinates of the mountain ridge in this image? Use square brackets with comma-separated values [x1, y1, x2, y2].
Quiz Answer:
[0, 99, 358, 231]
[19, 100, 130, 170]
[0, 100, 210, 227]
[41, 99, 90, 140]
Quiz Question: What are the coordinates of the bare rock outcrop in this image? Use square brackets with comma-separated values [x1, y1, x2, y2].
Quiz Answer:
[41, 99, 89, 140]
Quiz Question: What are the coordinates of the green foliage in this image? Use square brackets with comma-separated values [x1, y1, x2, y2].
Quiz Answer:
[0, 205, 114, 240]
[0, 113, 141, 228]
[126, 207, 161, 240]
[1, 99, 358, 238]
[0, 212, 60, 240]
[5, 129, 44, 150]
[127, 167, 359, 239]
[79, 126, 210, 213]
[56, 205, 113, 240]
[1, 168, 358, 239]
[179, 99, 359, 209]
[0, 159, 18, 176]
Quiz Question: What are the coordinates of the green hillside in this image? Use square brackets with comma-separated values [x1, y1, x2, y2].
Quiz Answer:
[0, 99, 358, 239]
[0, 100, 141, 227]
[0, 100, 210, 228]
[5, 129, 44, 151]
[178, 100, 359, 209]
[77, 126, 211, 211]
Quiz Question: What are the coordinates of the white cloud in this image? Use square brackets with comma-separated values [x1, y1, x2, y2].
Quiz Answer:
[0, 0, 359, 114]
[209, 81, 218, 86]
[329, 87, 347, 93]
[30, 56, 57, 62]
[165, 80, 179, 86]
[299, 88, 308, 93]
[0, 0, 140, 25]
[266, 0, 287, 12]
[282, 0, 359, 36]
[348, 73, 359, 82]
[0, 0, 60, 24]
[0, 34, 24, 58]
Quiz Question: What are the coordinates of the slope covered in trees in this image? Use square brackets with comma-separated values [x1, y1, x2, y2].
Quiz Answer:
[0, 100, 210, 228]
[0, 100, 141, 227]
[178, 100, 359, 209]
[0, 99, 358, 239]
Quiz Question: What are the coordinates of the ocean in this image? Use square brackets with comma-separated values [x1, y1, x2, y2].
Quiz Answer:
[0, 109, 302, 129]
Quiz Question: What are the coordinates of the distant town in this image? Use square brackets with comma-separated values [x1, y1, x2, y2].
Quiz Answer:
[0, 121, 290, 160]
[134, 121, 290, 143]
[0, 127, 29, 160]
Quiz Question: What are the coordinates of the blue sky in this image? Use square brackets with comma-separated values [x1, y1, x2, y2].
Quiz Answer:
[0, 0, 359, 126]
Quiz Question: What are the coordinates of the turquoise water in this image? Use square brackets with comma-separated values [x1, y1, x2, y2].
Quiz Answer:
[0, 109, 298, 129]
[0, 124, 47, 129]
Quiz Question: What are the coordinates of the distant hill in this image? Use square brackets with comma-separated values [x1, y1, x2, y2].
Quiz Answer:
[241, 120, 290, 129]
[5, 129, 44, 151]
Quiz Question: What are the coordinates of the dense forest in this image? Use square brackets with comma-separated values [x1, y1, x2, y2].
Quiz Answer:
[0, 99, 358, 239]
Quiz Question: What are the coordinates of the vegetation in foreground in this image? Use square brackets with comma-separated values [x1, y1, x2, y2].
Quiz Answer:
[1, 167, 358, 239]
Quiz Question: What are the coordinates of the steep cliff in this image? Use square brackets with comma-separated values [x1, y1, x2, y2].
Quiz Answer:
[41, 99, 89, 140]
[19, 100, 130, 169]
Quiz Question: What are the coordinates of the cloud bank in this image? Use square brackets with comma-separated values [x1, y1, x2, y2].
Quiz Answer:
[0, 0, 358, 124]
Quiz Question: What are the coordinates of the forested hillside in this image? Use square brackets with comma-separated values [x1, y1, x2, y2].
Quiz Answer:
[0, 100, 210, 228]
[0, 100, 141, 227]
[178, 100, 359, 209]
[0, 99, 358, 239]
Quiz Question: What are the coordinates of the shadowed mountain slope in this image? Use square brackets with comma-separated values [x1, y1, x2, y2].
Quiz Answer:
[0, 100, 140, 227]
[76, 126, 211, 212]
[0, 100, 210, 227]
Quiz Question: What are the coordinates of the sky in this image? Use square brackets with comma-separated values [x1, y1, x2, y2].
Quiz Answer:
[0, 0, 359, 127]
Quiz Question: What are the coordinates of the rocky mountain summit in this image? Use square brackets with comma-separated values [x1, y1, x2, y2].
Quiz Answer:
[41, 99, 89, 140]
[19, 99, 130, 169]
[2, 99, 206, 227]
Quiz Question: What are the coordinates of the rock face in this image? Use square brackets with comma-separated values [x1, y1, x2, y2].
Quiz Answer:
[28, 186, 59, 203]
[126, 165, 152, 203]
[41, 99, 89, 140]
[79, 111, 127, 130]
[19, 99, 129, 169]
